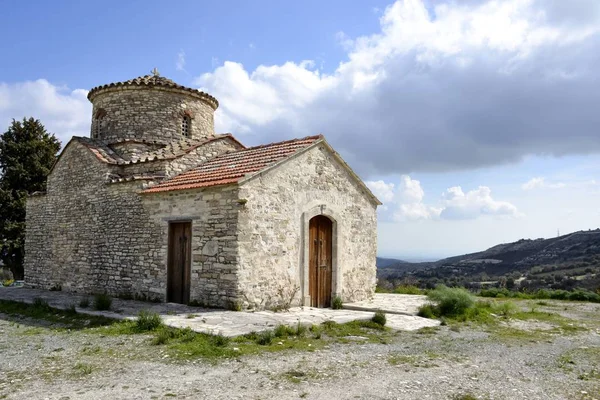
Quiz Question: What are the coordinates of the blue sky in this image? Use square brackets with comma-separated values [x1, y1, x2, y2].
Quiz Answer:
[1, 0, 386, 86]
[2, 0, 600, 260]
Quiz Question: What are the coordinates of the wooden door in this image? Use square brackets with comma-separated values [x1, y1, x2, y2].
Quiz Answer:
[167, 222, 191, 304]
[309, 216, 333, 308]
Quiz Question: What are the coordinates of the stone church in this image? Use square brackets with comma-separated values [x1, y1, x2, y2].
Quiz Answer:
[24, 73, 380, 310]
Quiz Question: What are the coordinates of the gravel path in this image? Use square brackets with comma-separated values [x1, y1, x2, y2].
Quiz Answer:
[1, 300, 599, 400]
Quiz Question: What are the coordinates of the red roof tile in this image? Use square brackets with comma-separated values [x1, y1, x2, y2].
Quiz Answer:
[142, 135, 323, 193]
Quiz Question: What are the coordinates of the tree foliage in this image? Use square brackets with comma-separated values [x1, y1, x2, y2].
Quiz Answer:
[0, 118, 60, 279]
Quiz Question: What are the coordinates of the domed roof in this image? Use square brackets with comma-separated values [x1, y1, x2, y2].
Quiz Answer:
[87, 73, 218, 109]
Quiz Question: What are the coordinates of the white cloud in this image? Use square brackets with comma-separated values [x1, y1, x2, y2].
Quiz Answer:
[0, 79, 91, 146]
[368, 176, 519, 221]
[440, 186, 521, 219]
[196, 0, 600, 176]
[176, 50, 186, 71]
[366, 180, 395, 205]
[335, 31, 354, 51]
[522, 176, 566, 190]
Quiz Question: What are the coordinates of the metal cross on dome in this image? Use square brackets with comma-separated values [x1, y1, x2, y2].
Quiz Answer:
[151, 67, 160, 76]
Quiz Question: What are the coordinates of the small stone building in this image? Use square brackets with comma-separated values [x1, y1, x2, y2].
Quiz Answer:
[24, 73, 380, 310]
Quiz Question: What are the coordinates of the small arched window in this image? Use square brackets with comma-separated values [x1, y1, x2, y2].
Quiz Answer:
[93, 108, 107, 139]
[181, 115, 191, 138]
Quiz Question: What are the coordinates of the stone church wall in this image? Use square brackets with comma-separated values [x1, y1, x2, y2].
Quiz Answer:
[25, 142, 166, 298]
[141, 186, 242, 308]
[91, 87, 215, 144]
[25, 141, 242, 308]
[236, 144, 378, 309]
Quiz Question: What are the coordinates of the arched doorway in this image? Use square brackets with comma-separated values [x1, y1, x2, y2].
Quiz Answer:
[309, 215, 333, 307]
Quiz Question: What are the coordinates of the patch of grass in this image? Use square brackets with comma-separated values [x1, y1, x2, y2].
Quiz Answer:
[0, 299, 117, 330]
[416, 326, 439, 335]
[93, 293, 112, 311]
[256, 330, 274, 345]
[282, 369, 320, 383]
[295, 322, 308, 336]
[393, 285, 424, 295]
[479, 287, 600, 303]
[332, 295, 343, 310]
[73, 362, 94, 376]
[79, 297, 90, 308]
[211, 334, 230, 347]
[310, 324, 323, 339]
[493, 301, 519, 318]
[417, 304, 436, 319]
[66, 303, 78, 315]
[32, 297, 51, 311]
[418, 288, 525, 325]
[135, 310, 163, 332]
[274, 324, 295, 338]
[152, 328, 174, 345]
[372, 310, 387, 326]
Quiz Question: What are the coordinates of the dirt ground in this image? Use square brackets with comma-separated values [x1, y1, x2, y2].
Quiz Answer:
[1, 299, 599, 400]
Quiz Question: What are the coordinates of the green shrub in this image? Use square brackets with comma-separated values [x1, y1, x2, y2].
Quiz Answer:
[393, 285, 424, 295]
[332, 296, 343, 310]
[135, 310, 163, 332]
[256, 330, 274, 345]
[178, 327, 196, 343]
[479, 287, 600, 303]
[371, 310, 387, 326]
[79, 297, 90, 308]
[66, 303, 78, 315]
[417, 304, 436, 319]
[93, 293, 112, 311]
[310, 325, 322, 339]
[211, 334, 230, 347]
[2, 279, 14, 287]
[274, 324, 292, 338]
[427, 286, 475, 317]
[295, 322, 308, 336]
[492, 301, 518, 318]
[32, 297, 51, 311]
[152, 328, 174, 345]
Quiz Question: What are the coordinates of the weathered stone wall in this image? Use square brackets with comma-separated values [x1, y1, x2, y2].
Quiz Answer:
[24, 142, 165, 297]
[91, 87, 215, 144]
[236, 144, 378, 309]
[25, 141, 120, 292]
[141, 186, 242, 308]
[25, 140, 243, 307]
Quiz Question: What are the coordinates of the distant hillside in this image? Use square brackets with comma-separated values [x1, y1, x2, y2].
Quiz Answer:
[377, 257, 434, 277]
[376, 257, 408, 268]
[378, 229, 600, 292]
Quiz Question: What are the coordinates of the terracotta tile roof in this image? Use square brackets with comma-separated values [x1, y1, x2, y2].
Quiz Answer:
[142, 135, 323, 194]
[87, 74, 218, 109]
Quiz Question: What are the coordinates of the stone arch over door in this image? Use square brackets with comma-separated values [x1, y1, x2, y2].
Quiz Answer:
[301, 205, 340, 307]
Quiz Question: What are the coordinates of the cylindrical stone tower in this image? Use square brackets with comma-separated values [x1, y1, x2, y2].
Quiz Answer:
[87, 73, 219, 144]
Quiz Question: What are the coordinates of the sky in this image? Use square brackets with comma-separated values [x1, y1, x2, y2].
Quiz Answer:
[1, 0, 600, 260]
